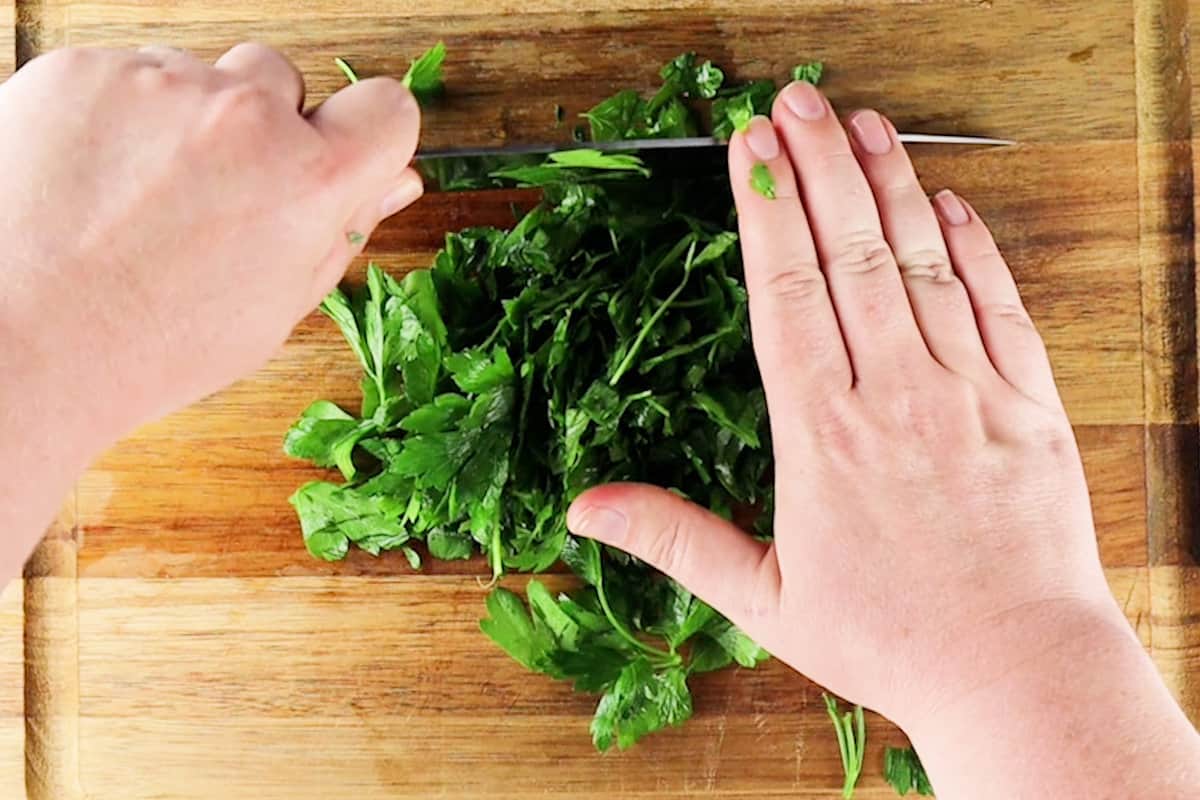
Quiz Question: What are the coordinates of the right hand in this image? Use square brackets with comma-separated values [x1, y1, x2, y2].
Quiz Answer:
[0, 43, 422, 577]
[566, 81, 1126, 731]
[0, 44, 423, 448]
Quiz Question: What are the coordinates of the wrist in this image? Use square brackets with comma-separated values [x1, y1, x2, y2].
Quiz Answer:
[898, 595, 1134, 734]
[0, 294, 118, 576]
[901, 602, 1199, 799]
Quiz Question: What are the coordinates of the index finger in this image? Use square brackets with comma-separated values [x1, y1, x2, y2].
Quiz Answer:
[729, 116, 853, 408]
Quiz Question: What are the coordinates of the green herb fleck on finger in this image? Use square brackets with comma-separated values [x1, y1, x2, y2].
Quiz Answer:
[346, 231, 366, 246]
[750, 162, 776, 199]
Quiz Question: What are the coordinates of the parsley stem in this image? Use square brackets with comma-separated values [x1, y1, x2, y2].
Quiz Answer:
[334, 57, 360, 84]
[594, 567, 676, 662]
[608, 240, 698, 385]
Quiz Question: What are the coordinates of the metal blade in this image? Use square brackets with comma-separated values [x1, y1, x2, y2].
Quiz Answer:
[416, 132, 1015, 161]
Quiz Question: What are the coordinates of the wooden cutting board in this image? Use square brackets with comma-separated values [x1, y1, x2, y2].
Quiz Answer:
[5, 0, 1199, 797]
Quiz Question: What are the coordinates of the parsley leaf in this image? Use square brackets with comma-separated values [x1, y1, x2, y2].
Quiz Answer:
[402, 41, 446, 104]
[712, 80, 778, 140]
[884, 746, 935, 796]
[791, 60, 825, 84]
[290, 481, 412, 561]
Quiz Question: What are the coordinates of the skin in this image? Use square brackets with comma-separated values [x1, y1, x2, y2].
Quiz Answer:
[1, 44, 1198, 797]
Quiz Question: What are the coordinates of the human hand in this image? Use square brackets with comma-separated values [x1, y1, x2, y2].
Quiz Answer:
[0, 44, 422, 445]
[566, 82, 1122, 731]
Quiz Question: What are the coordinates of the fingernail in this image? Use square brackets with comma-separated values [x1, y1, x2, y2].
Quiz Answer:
[933, 189, 970, 226]
[744, 116, 780, 160]
[781, 80, 827, 120]
[566, 504, 628, 544]
[849, 110, 892, 155]
[380, 171, 425, 218]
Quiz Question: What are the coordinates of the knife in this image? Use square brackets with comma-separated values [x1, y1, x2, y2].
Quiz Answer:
[416, 133, 1015, 161]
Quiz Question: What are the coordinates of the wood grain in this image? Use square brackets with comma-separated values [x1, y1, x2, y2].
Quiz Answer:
[1139, 0, 1199, 568]
[28, 2, 1132, 145]
[1151, 566, 1200, 727]
[71, 571, 1151, 800]
[0, 0, 13, 75]
[0, 581, 26, 799]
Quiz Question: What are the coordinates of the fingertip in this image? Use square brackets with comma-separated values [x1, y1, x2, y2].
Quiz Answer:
[742, 115, 781, 161]
[773, 79, 830, 122]
[380, 167, 425, 219]
[309, 76, 422, 178]
[933, 189, 971, 227]
[729, 117, 798, 204]
[846, 108, 894, 156]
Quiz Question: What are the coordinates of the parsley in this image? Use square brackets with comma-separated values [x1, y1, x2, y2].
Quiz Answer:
[824, 694, 867, 798]
[401, 41, 446, 104]
[750, 163, 777, 199]
[288, 48, 828, 751]
[712, 80, 778, 139]
[334, 57, 360, 84]
[791, 60, 825, 84]
[884, 746, 935, 796]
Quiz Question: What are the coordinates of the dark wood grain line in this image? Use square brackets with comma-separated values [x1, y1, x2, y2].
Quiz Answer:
[23, 499, 83, 800]
[1135, 0, 1198, 566]
[14, 0, 42, 68]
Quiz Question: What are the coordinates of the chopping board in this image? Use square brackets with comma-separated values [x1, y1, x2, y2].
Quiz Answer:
[4, 0, 1199, 797]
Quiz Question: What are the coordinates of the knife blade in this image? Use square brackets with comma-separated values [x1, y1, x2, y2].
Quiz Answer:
[416, 133, 1015, 161]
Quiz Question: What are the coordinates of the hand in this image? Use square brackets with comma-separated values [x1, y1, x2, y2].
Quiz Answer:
[567, 82, 1200, 797]
[569, 78, 1112, 722]
[0, 43, 422, 579]
[0, 44, 422, 442]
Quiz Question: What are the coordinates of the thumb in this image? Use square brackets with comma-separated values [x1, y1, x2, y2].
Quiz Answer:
[307, 76, 423, 226]
[306, 77, 425, 302]
[567, 483, 781, 626]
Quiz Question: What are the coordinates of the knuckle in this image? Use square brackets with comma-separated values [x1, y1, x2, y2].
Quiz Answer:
[131, 61, 181, 94]
[643, 517, 690, 577]
[764, 259, 827, 304]
[226, 41, 275, 60]
[984, 301, 1038, 331]
[962, 249, 1009, 275]
[908, 375, 973, 424]
[810, 395, 866, 457]
[826, 233, 896, 277]
[210, 83, 275, 126]
[896, 248, 956, 283]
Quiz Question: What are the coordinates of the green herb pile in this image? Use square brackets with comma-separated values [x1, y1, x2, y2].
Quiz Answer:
[285, 44, 931, 795]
